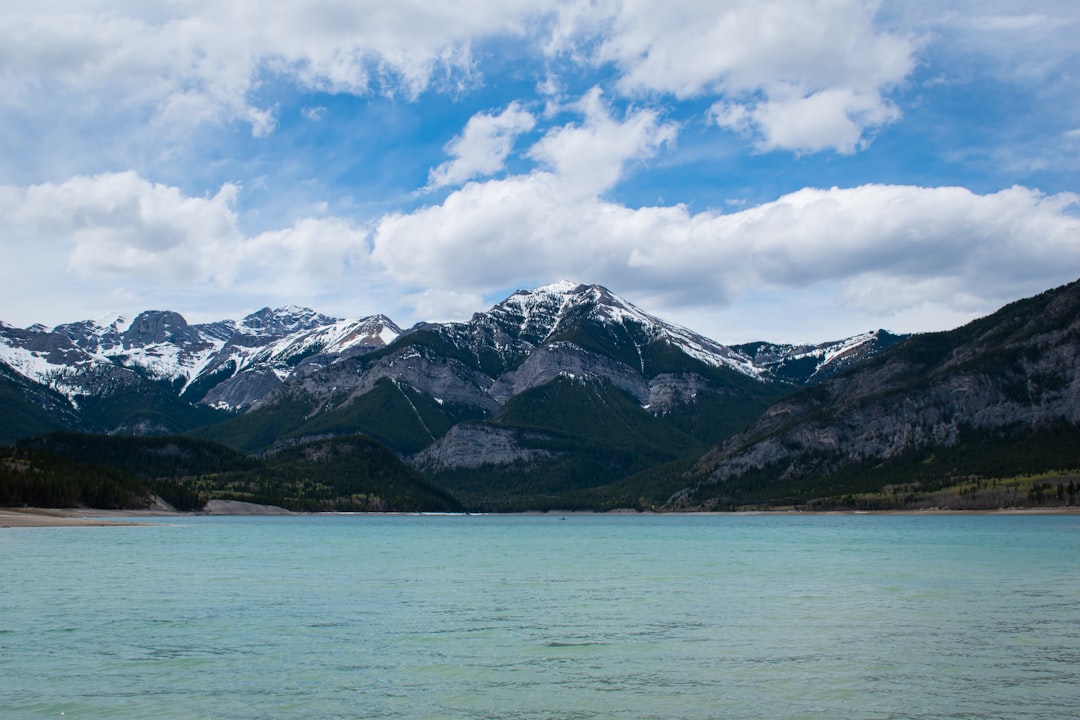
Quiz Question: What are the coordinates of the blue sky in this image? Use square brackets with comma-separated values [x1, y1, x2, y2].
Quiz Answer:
[1, 1, 1079, 344]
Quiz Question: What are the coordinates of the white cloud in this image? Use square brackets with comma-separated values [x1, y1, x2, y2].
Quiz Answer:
[3, 165, 1078, 342]
[377, 90, 680, 288]
[884, 2, 1080, 83]
[373, 166, 1080, 339]
[593, 0, 913, 95]
[0, 1, 550, 138]
[527, 88, 677, 195]
[0, 0, 917, 152]
[427, 102, 536, 190]
[584, 0, 916, 153]
[404, 288, 489, 324]
[0, 172, 373, 324]
[3, 1, 1079, 342]
[6, 172, 242, 284]
[714, 87, 901, 155]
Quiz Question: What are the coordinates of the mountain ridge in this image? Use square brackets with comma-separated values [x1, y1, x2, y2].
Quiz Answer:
[668, 277, 1080, 510]
[1, 283, 893, 441]
[3, 278, 1078, 511]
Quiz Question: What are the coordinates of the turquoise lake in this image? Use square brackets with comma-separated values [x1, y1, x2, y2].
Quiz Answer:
[3, 513, 1079, 719]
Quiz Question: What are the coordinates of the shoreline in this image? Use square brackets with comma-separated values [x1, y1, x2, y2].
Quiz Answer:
[4, 504, 1080, 528]
[0, 507, 168, 528]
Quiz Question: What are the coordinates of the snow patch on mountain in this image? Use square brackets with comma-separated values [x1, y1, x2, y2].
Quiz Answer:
[499, 282, 765, 379]
[0, 306, 403, 406]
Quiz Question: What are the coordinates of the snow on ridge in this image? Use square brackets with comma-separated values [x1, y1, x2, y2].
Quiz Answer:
[572, 286, 766, 379]
[1, 305, 404, 403]
[87, 311, 132, 335]
[530, 279, 582, 296]
[776, 331, 879, 366]
[120, 338, 229, 385]
[0, 342, 91, 400]
[210, 314, 402, 380]
[236, 305, 341, 337]
[496, 281, 766, 380]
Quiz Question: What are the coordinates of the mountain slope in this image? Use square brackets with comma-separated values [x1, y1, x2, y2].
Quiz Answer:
[0, 307, 402, 439]
[0, 362, 86, 443]
[2, 282, 905, 510]
[671, 278, 1080, 510]
[205, 284, 791, 450]
[733, 329, 908, 385]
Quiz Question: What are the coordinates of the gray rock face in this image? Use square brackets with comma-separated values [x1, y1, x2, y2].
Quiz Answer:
[52, 320, 125, 354]
[239, 306, 339, 337]
[412, 424, 559, 471]
[123, 311, 207, 349]
[260, 345, 499, 413]
[733, 330, 909, 385]
[674, 279, 1080, 506]
[0, 306, 405, 424]
[646, 373, 724, 411]
[488, 342, 649, 404]
[201, 367, 284, 411]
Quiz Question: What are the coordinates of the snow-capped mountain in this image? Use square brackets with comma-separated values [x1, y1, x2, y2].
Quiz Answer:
[214, 282, 900, 484]
[193, 313, 403, 411]
[733, 329, 909, 385]
[0, 306, 402, 422]
[0, 283, 895, 444]
[257, 281, 778, 422]
[477, 281, 764, 378]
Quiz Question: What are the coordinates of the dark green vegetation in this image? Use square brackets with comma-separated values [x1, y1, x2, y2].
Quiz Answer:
[74, 385, 229, 437]
[675, 278, 1080, 511]
[0, 364, 228, 444]
[1, 444, 149, 509]
[677, 424, 1080, 511]
[187, 299, 790, 510]
[2, 432, 462, 513]
[195, 378, 487, 456]
[431, 379, 704, 511]
[0, 366, 84, 444]
[426, 375, 785, 511]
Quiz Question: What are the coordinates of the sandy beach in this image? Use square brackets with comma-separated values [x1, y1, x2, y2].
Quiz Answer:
[0, 507, 170, 528]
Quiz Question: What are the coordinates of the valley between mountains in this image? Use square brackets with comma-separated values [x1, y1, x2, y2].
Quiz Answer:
[3, 280, 1079, 512]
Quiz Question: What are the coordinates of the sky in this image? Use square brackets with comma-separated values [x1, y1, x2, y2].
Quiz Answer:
[1, 1, 1079, 344]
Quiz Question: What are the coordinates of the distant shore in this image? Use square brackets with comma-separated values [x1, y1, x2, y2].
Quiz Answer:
[5, 504, 1080, 527]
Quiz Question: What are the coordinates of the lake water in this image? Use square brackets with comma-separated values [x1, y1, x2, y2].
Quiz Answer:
[3, 513, 1079, 719]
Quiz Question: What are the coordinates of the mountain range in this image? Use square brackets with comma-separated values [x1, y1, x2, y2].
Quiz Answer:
[2, 279, 1078, 511]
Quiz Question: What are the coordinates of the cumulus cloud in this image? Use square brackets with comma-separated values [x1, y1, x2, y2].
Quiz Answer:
[584, 0, 916, 153]
[0, 0, 916, 153]
[375, 159, 1080, 334]
[3, 169, 1078, 342]
[370, 87, 1080, 329]
[0, 1, 548, 137]
[4, 1, 1078, 341]
[376, 90, 679, 284]
[713, 87, 901, 154]
[527, 88, 677, 195]
[427, 102, 536, 190]
[0, 172, 372, 323]
[6, 172, 242, 284]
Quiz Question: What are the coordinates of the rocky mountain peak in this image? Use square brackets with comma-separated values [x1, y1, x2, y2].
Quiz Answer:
[122, 310, 204, 349]
[732, 329, 909, 385]
[484, 282, 651, 345]
[239, 306, 339, 338]
[50, 318, 123, 355]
